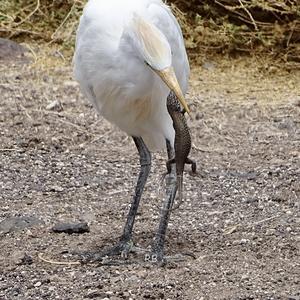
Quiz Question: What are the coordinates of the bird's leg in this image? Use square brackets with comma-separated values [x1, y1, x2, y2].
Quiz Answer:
[118, 136, 152, 253]
[146, 140, 196, 265]
[146, 140, 177, 265]
[80, 137, 151, 263]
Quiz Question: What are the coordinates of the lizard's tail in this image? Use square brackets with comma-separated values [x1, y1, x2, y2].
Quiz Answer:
[173, 175, 184, 210]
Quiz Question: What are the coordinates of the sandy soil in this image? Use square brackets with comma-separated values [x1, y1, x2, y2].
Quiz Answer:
[0, 45, 299, 300]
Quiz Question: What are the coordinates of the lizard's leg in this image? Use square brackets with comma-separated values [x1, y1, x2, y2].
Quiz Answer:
[158, 158, 174, 191]
[166, 158, 175, 174]
[157, 155, 174, 200]
[186, 157, 197, 173]
[80, 136, 151, 263]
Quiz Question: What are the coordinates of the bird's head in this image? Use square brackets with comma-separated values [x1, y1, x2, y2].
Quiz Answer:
[128, 14, 190, 114]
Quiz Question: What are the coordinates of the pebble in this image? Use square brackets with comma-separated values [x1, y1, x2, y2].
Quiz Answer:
[46, 100, 63, 111]
[266, 229, 276, 236]
[11, 251, 33, 265]
[0, 38, 29, 62]
[85, 290, 106, 299]
[241, 238, 248, 245]
[50, 185, 64, 192]
[34, 281, 42, 287]
[63, 80, 78, 88]
[202, 61, 216, 71]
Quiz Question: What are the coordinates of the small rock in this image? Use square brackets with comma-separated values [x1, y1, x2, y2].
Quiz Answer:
[11, 251, 33, 265]
[240, 238, 249, 244]
[202, 61, 216, 71]
[268, 66, 278, 74]
[105, 291, 114, 295]
[195, 112, 204, 120]
[34, 281, 42, 287]
[245, 197, 258, 204]
[51, 222, 90, 234]
[241, 274, 249, 280]
[63, 80, 79, 88]
[293, 99, 300, 107]
[266, 228, 276, 236]
[11, 287, 21, 296]
[49, 185, 64, 192]
[85, 290, 106, 299]
[0, 38, 29, 63]
[46, 100, 63, 111]
[22, 253, 33, 265]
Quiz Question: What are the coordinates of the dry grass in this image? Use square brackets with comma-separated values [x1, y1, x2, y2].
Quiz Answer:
[171, 0, 300, 67]
[0, 0, 85, 56]
[0, 0, 299, 67]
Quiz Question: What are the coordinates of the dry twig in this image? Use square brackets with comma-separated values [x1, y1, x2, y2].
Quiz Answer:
[15, 0, 40, 27]
[238, 0, 258, 31]
[38, 253, 80, 266]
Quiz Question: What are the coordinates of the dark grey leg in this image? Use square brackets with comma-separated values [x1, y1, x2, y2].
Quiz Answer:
[80, 136, 151, 262]
[166, 139, 174, 160]
[119, 136, 152, 244]
[149, 139, 177, 264]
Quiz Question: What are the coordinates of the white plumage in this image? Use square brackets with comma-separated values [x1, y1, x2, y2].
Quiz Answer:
[73, 0, 190, 150]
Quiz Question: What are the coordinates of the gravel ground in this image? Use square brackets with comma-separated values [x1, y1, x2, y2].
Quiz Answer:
[0, 44, 299, 300]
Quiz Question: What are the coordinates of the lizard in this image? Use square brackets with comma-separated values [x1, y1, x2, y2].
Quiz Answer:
[166, 91, 197, 210]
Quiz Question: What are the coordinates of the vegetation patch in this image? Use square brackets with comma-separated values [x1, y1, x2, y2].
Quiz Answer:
[1, 0, 299, 67]
[173, 0, 300, 67]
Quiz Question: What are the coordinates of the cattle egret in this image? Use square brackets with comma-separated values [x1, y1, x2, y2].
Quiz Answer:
[73, 0, 191, 264]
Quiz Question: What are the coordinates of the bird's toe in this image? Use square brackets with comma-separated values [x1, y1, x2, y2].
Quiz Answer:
[77, 240, 149, 264]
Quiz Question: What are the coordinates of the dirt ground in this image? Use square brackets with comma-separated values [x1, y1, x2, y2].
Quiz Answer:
[0, 44, 299, 300]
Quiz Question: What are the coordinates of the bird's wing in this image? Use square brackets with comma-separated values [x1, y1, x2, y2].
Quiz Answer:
[147, 2, 190, 93]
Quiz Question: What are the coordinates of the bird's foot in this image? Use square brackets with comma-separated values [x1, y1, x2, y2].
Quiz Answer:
[78, 239, 147, 265]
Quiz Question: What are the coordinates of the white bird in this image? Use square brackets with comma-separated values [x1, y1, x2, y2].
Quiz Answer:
[73, 0, 190, 264]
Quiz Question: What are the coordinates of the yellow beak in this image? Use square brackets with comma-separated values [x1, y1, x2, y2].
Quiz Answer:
[155, 67, 190, 115]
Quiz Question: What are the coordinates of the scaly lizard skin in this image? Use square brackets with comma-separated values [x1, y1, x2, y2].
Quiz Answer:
[166, 91, 196, 209]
